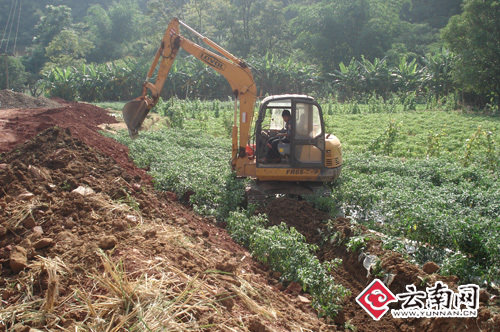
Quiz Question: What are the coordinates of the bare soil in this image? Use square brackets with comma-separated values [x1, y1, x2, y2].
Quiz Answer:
[0, 92, 499, 331]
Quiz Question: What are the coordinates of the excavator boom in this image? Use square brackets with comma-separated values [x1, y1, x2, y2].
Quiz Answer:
[122, 18, 257, 166]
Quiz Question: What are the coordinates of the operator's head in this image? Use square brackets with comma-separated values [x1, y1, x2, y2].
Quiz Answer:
[282, 109, 290, 122]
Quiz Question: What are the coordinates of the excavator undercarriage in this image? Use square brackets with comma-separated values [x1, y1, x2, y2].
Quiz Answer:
[244, 179, 337, 206]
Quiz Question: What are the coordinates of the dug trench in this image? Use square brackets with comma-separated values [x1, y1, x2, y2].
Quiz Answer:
[258, 199, 500, 331]
[0, 94, 499, 331]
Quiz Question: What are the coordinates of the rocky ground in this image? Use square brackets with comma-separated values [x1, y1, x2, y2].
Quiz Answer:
[0, 91, 499, 331]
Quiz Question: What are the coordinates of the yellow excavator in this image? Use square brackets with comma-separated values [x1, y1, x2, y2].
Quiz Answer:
[122, 18, 342, 200]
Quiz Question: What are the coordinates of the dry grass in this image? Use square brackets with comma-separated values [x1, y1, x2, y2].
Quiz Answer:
[88, 191, 143, 224]
[68, 251, 220, 331]
[0, 209, 287, 331]
[0, 248, 286, 331]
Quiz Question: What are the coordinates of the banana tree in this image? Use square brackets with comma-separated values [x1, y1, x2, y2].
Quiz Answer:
[391, 56, 425, 94]
[42, 66, 79, 101]
[421, 48, 455, 100]
[79, 63, 105, 102]
[330, 59, 364, 101]
[359, 56, 392, 99]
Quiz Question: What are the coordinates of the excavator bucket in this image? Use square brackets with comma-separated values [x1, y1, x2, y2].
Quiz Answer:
[122, 99, 149, 138]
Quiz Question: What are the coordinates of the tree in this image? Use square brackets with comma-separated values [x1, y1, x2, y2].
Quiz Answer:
[20, 5, 75, 86]
[85, 1, 149, 62]
[290, 0, 367, 73]
[421, 48, 455, 100]
[33, 5, 73, 47]
[331, 60, 359, 100]
[290, 0, 409, 73]
[442, 0, 500, 105]
[0, 55, 27, 91]
[391, 56, 425, 93]
[402, 0, 463, 29]
[44, 29, 94, 69]
[359, 56, 392, 98]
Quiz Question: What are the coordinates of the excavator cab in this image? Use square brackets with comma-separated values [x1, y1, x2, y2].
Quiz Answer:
[243, 95, 342, 203]
[255, 95, 325, 168]
[251, 95, 342, 181]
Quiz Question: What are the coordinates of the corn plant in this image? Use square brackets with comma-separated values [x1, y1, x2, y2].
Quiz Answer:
[463, 125, 499, 170]
[369, 119, 403, 155]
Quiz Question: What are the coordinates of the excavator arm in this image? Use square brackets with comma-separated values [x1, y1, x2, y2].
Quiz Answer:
[122, 18, 257, 168]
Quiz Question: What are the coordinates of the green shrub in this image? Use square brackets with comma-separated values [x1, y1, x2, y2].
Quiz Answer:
[226, 211, 350, 318]
[113, 128, 244, 220]
[333, 152, 500, 282]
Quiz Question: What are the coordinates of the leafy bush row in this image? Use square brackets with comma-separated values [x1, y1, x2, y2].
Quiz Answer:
[333, 152, 500, 283]
[324, 110, 500, 171]
[226, 211, 350, 318]
[113, 128, 244, 220]
[40, 59, 149, 101]
[39, 53, 323, 102]
[331, 50, 455, 103]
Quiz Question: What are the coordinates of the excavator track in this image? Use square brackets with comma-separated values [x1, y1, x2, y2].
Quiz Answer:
[245, 181, 332, 206]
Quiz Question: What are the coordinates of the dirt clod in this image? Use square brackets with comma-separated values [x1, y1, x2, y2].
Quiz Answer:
[423, 261, 440, 274]
[112, 219, 128, 231]
[33, 238, 54, 249]
[99, 235, 118, 249]
[286, 281, 303, 295]
[9, 246, 28, 273]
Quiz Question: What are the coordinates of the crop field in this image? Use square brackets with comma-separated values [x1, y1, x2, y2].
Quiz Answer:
[108, 98, 500, 286]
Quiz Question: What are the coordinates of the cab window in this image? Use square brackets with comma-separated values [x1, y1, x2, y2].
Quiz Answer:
[294, 103, 322, 139]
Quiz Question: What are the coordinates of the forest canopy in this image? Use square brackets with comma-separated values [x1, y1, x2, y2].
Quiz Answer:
[1, 0, 498, 109]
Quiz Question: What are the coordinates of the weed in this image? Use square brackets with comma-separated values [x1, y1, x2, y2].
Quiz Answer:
[60, 180, 71, 191]
[369, 119, 402, 155]
[426, 128, 447, 157]
[346, 236, 367, 252]
[344, 320, 358, 331]
[371, 259, 385, 279]
[419, 275, 431, 287]
[117, 192, 140, 212]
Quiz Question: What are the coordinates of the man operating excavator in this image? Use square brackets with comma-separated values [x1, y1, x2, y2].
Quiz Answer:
[261, 109, 292, 164]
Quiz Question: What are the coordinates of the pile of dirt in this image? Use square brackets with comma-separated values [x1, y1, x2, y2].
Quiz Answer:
[0, 99, 148, 180]
[0, 90, 62, 109]
[0, 127, 333, 331]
